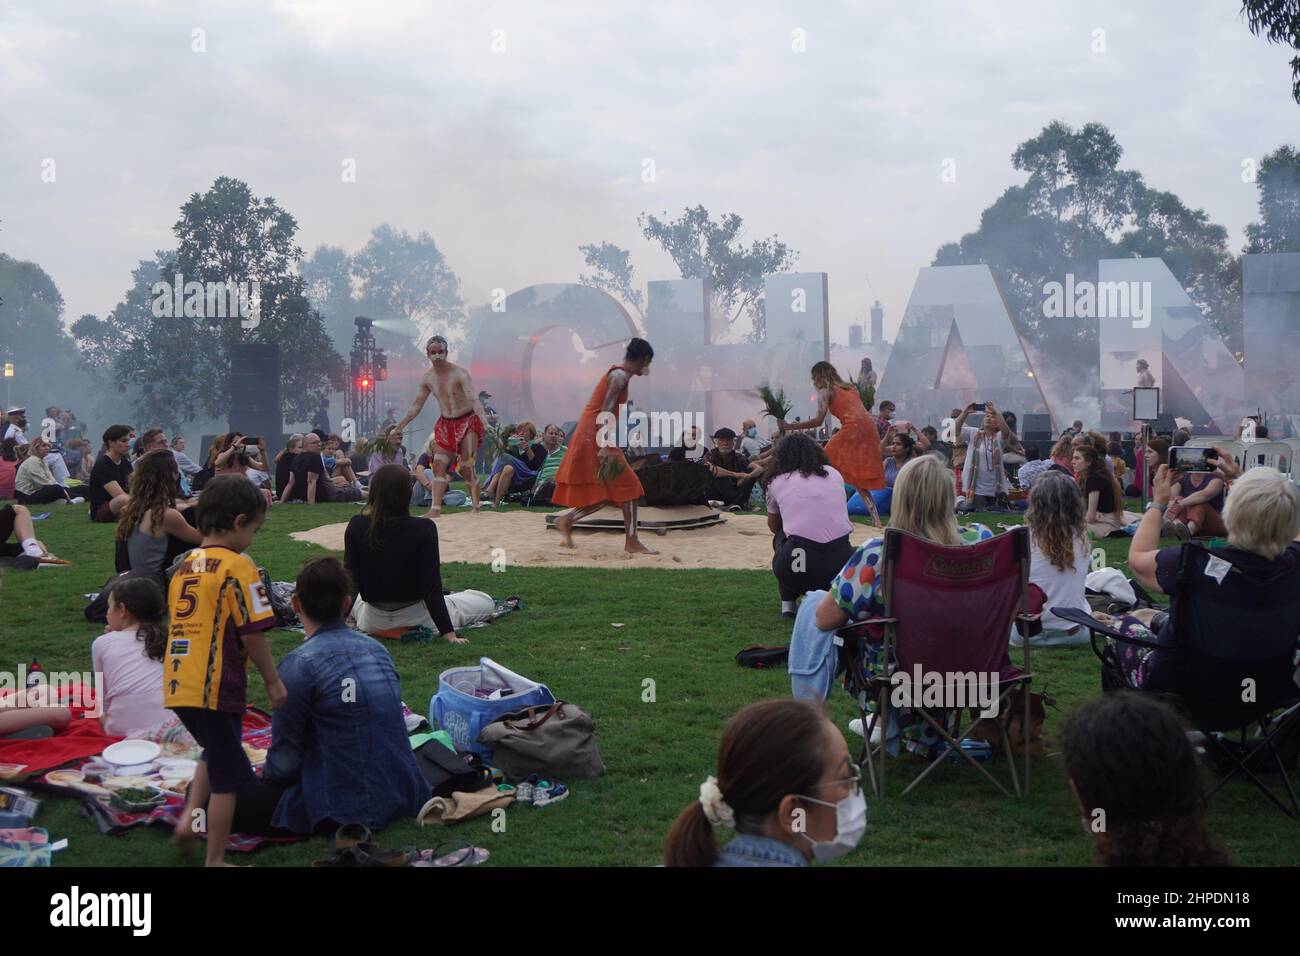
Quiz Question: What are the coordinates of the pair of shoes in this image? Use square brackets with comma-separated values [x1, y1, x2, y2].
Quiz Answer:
[1162, 518, 1191, 541]
[533, 779, 569, 807]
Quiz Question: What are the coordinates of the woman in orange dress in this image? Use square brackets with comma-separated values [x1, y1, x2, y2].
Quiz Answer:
[778, 361, 886, 526]
[552, 338, 658, 554]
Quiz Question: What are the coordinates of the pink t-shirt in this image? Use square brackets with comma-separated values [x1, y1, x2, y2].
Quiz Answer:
[765, 467, 854, 543]
[91, 627, 171, 738]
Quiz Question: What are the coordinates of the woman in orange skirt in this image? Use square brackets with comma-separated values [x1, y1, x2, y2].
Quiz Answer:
[553, 338, 658, 554]
[778, 361, 886, 526]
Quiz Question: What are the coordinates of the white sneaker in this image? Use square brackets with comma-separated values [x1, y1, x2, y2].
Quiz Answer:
[70, 496, 85, 504]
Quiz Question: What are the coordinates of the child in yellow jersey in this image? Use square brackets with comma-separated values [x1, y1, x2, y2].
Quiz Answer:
[165, 475, 286, 866]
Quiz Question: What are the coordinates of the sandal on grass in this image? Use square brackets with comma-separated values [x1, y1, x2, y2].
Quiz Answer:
[408, 842, 490, 867]
[334, 823, 372, 850]
[312, 842, 409, 867]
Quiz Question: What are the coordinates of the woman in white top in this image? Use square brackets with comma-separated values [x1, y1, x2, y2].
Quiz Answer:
[14, 437, 82, 506]
[1016, 472, 1092, 647]
[91, 577, 187, 738]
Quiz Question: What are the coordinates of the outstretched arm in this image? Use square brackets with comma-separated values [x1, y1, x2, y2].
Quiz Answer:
[391, 381, 433, 438]
[779, 390, 829, 431]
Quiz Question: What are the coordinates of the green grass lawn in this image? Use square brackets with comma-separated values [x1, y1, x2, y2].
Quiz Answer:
[3, 502, 1297, 867]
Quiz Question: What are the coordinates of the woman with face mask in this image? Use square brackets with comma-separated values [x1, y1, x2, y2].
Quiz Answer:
[662, 699, 867, 867]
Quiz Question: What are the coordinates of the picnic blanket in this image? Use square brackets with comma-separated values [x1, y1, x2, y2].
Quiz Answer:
[0, 683, 120, 777]
[31, 707, 300, 854]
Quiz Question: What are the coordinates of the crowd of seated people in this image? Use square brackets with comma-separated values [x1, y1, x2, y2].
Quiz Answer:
[4, 393, 1293, 872]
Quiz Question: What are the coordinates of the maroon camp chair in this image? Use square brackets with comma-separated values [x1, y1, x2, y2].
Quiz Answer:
[834, 526, 1040, 797]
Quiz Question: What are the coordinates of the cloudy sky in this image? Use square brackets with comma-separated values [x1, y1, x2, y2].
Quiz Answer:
[1, 0, 1296, 345]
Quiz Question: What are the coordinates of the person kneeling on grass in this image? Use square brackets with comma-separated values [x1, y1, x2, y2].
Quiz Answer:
[1060, 692, 1229, 866]
[223, 556, 430, 838]
[167, 476, 286, 867]
[662, 699, 866, 867]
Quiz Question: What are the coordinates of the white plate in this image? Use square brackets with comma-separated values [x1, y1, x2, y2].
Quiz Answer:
[102, 739, 161, 766]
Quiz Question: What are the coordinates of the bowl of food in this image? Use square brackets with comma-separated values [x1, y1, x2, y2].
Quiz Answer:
[80, 760, 114, 781]
[45, 769, 86, 788]
[109, 786, 168, 814]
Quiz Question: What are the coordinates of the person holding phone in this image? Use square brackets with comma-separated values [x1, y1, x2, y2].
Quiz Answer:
[953, 400, 1023, 512]
[1163, 450, 1227, 539]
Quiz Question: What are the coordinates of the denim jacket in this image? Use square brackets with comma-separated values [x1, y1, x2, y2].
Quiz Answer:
[713, 833, 809, 867]
[264, 620, 428, 833]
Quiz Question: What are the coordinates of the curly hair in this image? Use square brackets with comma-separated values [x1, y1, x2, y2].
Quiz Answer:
[762, 432, 829, 486]
[1061, 692, 1230, 867]
[1025, 472, 1087, 571]
[116, 450, 180, 542]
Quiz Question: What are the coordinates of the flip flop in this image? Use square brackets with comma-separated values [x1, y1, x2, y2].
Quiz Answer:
[408, 842, 490, 867]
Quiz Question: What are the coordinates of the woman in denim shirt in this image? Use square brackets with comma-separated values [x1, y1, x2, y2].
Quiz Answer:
[662, 699, 866, 867]
[229, 556, 429, 837]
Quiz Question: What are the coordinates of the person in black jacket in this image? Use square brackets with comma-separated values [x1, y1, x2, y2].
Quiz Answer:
[343, 464, 466, 643]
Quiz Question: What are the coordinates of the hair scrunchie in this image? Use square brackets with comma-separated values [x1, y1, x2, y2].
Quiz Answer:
[698, 775, 735, 827]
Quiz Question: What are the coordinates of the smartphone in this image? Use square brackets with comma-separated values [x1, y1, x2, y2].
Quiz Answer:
[1168, 446, 1214, 473]
[971, 403, 986, 412]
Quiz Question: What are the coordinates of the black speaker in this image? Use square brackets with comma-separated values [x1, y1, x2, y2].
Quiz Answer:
[1022, 413, 1052, 442]
[229, 344, 282, 441]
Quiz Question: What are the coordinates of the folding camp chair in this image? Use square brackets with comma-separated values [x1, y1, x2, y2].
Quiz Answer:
[835, 526, 1040, 798]
[1053, 543, 1300, 818]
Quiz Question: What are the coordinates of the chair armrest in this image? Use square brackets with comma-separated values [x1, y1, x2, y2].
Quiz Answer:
[1051, 606, 1165, 651]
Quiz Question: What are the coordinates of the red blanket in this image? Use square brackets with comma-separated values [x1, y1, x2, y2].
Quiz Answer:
[0, 686, 121, 778]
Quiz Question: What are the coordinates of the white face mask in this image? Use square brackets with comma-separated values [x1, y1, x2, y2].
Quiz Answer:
[796, 789, 868, 861]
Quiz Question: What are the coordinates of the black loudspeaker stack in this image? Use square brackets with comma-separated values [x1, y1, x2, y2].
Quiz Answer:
[229, 344, 282, 446]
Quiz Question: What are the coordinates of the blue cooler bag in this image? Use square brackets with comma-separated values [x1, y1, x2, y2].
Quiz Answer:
[430, 657, 555, 760]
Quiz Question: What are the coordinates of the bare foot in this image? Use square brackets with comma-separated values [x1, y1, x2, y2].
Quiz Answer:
[444, 633, 468, 644]
[555, 513, 575, 548]
[625, 537, 658, 556]
[421, 509, 441, 520]
[171, 825, 198, 853]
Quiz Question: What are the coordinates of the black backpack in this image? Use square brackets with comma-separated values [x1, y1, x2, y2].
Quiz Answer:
[735, 645, 790, 669]
[412, 740, 492, 797]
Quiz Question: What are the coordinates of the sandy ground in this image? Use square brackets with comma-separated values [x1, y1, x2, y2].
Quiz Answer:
[290, 507, 883, 571]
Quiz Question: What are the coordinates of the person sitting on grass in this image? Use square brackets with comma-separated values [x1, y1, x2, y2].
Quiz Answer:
[210, 432, 274, 508]
[227, 556, 430, 838]
[14, 437, 81, 506]
[663, 698, 865, 867]
[1102, 455, 1300, 692]
[167, 476, 286, 867]
[92, 577, 194, 740]
[1060, 691, 1230, 866]
[273, 434, 303, 500]
[526, 424, 567, 506]
[1015, 472, 1091, 648]
[872, 431, 919, 517]
[87, 424, 135, 522]
[1163, 465, 1227, 541]
[344, 464, 466, 644]
[323, 433, 363, 493]
[763, 432, 855, 621]
[113, 450, 203, 581]
[1073, 444, 1128, 538]
[483, 421, 546, 508]
[702, 427, 763, 511]
[0, 576, 184, 741]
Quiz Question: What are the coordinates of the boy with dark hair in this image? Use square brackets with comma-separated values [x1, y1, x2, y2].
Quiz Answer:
[166, 476, 284, 866]
[88, 424, 135, 522]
